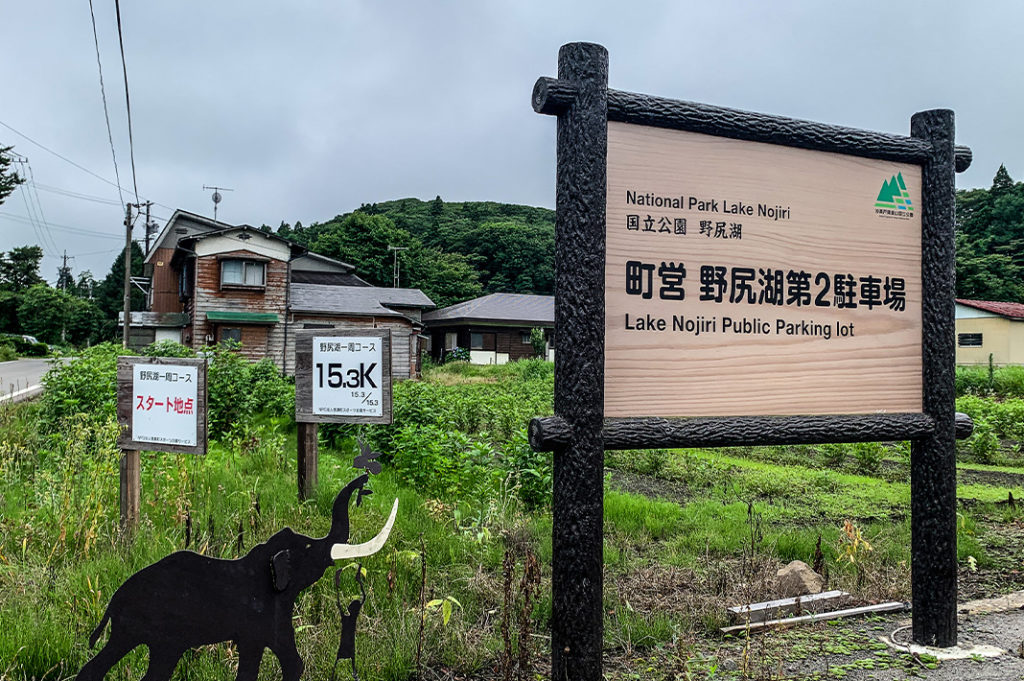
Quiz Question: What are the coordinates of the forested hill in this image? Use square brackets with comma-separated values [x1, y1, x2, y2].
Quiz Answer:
[274, 197, 554, 307]
[272, 166, 1024, 309]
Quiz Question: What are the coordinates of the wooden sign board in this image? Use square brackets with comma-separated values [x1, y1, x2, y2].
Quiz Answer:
[605, 122, 923, 418]
[295, 328, 392, 424]
[117, 356, 208, 454]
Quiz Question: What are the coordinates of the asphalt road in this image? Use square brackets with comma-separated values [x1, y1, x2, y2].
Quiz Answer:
[0, 357, 60, 402]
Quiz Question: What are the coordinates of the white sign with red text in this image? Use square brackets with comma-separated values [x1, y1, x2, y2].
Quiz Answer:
[131, 363, 199, 446]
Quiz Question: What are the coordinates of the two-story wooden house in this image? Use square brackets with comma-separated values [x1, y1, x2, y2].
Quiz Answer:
[129, 209, 434, 377]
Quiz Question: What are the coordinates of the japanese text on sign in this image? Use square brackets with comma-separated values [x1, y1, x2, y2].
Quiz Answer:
[132, 363, 199, 446]
[312, 337, 384, 417]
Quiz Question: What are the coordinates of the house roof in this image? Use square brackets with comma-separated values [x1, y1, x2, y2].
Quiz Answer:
[290, 283, 435, 318]
[956, 299, 1024, 320]
[145, 209, 240, 263]
[422, 293, 554, 326]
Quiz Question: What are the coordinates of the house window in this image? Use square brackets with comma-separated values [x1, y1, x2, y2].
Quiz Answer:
[220, 327, 242, 343]
[521, 332, 532, 344]
[958, 333, 983, 348]
[470, 332, 495, 350]
[444, 332, 457, 350]
[221, 259, 266, 287]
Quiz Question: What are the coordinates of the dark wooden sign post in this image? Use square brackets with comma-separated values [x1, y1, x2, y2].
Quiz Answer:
[117, 356, 208, 530]
[294, 328, 392, 501]
[530, 42, 974, 680]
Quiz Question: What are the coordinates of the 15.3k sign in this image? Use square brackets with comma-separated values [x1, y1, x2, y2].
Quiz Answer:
[312, 336, 384, 417]
[295, 328, 392, 425]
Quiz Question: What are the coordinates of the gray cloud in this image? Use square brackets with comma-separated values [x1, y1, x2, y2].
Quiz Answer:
[2, 0, 1018, 280]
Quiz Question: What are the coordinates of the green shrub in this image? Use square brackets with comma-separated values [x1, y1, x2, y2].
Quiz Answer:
[819, 442, 846, 468]
[992, 366, 1024, 400]
[13, 336, 49, 356]
[504, 427, 552, 510]
[962, 417, 1000, 464]
[0, 342, 16, 362]
[445, 346, 470, 363]
[40, 341, 294, 437]
[851, 441, 885, 475]
[389, 424, 500, 499]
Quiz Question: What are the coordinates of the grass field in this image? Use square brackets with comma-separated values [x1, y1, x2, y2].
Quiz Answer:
[2, 358, 1023, 680]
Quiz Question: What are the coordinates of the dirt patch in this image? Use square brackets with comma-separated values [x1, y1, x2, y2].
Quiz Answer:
[606, 469, 690, 505]
[959, 468, 1024, 489]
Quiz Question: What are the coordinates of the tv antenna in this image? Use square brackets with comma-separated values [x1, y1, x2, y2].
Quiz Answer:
[203, 185, 233, 223]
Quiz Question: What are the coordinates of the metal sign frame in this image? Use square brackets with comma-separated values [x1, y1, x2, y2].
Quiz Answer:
[530, 42, 973, 680]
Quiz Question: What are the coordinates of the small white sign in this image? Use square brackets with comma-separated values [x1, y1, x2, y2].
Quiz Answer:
[131, 363, 199, 446]
[312, 336, 384, 417]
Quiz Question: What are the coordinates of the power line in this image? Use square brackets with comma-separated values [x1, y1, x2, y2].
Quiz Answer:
[31, 182, 122, 205]
[22, 160, 62, 255]
[114, 0, 139, 205]
[87, 0, 125, 210]
[0, 211, 123, 239]
[0, 120, 173, 211]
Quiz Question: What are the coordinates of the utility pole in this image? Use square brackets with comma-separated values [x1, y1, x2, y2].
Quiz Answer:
[60, 251, 69, 291]
[387, 245, 408, 288]
[140, 200, 154, 255]
[123, 203, 134, 349]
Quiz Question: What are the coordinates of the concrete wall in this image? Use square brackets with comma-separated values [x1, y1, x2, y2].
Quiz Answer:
[955, 317, 1012, 365]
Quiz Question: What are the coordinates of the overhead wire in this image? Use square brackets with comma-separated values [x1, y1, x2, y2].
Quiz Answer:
[114, 0, 139, 206]
[87, 0, 125, 211]
[0, 211, 123, 239]
[0, 120, 173, 211]
[31, 182, 122, 206]
[22, 160, 62, 255]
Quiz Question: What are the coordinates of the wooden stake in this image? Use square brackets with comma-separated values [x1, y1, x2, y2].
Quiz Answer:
[120, 449, 141, 530]
[297, 422, 318, 501]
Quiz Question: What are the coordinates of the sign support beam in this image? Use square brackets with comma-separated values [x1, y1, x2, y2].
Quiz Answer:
[910, 109, 958, 647]
[550, 42, 608, 681]
[297, 422, 319, 502]
[119, 449, 140, 530]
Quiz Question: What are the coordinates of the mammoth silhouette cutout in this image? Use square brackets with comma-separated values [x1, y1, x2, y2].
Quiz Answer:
[76, 474, 398, 681]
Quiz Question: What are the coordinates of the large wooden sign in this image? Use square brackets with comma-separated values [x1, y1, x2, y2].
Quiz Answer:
[531, 42, 974, 679]
[117, 356, 208, 455]
[605, 123, 923, 417]
[295, 328, 392, 424]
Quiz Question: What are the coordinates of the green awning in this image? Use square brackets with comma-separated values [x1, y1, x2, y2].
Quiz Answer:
[205, 311, 279, 324]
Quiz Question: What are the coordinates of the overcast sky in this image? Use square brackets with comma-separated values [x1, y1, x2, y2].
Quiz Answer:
[2, 1, 1020, 282]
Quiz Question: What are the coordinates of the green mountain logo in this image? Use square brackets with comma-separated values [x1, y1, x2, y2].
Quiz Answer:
[875, 172, 913, 212]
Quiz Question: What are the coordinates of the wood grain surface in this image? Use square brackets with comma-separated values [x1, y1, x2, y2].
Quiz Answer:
[605, 122, 923, 417]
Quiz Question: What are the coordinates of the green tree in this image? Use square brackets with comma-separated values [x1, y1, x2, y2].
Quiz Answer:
[955, 165, 1024, 301]
[17, 284, 103, 345]
[0, 245, 44, 291]
[75, 270, 97, 299]
[94, 242, 146, 320]
[0, 144, 24, 206]
[56, 262, 75, 292]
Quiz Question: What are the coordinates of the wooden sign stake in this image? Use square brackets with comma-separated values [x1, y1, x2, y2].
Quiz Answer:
[119, 449, 141, 530]
[297, 422, 319, 502]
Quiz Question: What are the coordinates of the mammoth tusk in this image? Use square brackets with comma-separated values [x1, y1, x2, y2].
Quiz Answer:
[331, 498, 399, 561]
